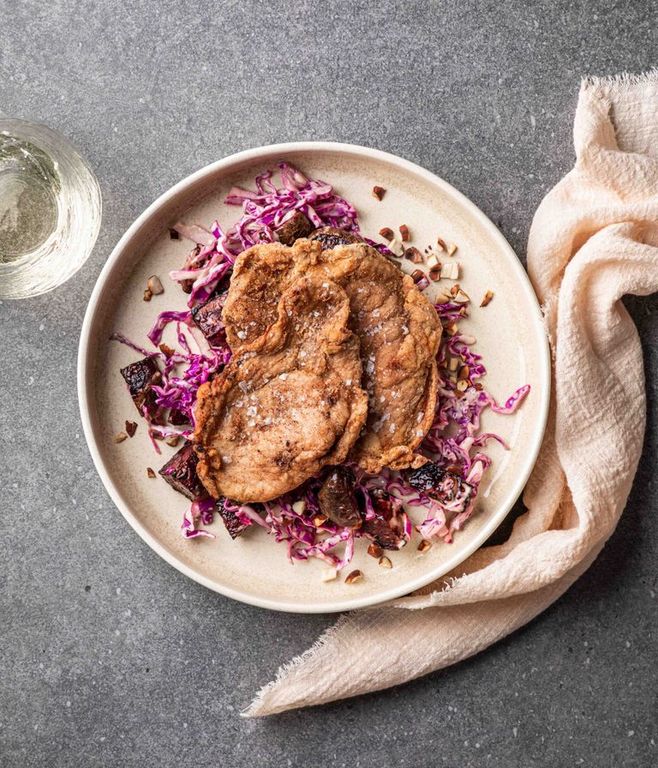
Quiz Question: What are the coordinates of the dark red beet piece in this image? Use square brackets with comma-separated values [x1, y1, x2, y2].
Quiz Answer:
[159, 442, 207, 501]
[318, 467, 361, 527]
[191, 293, 227, 346]
[275, 211, 313, 245]
[308, 226, 363, 250]
[406, 462, 473, 508]
[361, 489, 407, 550]
[120, 356, 159, 403]
[216, 498, 253, 539]
[405, 462, 444, 492]
[168, 408, 190, 426]
[120, 357, 164, 422]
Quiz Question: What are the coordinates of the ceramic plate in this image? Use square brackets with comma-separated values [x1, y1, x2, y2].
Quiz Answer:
[78, 142, 550, 613]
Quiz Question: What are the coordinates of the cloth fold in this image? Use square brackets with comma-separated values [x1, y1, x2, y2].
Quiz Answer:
[244, 71, 658, 717]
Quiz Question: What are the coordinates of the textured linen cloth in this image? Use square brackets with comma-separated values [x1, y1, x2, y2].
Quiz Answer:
[245, 72, 658, 717]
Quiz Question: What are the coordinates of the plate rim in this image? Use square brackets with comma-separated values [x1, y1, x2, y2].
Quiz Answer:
[77, 140, 551, 613]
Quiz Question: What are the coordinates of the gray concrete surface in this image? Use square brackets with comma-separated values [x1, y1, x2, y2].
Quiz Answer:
[1, 1, 656, 766]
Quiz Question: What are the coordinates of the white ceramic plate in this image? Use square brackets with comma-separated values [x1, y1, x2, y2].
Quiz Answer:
[78, 142, 550, 613]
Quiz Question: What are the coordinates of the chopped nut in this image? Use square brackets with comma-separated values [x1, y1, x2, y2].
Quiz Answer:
[313, 514, 328, 527]
[169, 228, 180, 240]
[344, 569, 363, 585]
[417, 539, 432, 553]
[159, 343, 176, 358]
[452, 287, 470, 304]
[378, 555, 393, 569]
[387, 237, 404, 256]
[147, 275, 164, 295]
[440, 262, 460, 280]
[399, 224, 410, 242]
[146, 467, 156, 478]
[411, 269, 426, 285]
[321, 568, 338, 582]
[114, 431, 128, 443]
[143, 289, 152, 302]
[429, 265, 442, 282]
[458, 365, 470, 380]
[165, 435, 180, 447]
[445, 321, 458, 336]
[379, 226, 395, 241]
[292, 500, 306, 515]
[436, 237, 447, 251]
[456, 378, 469, 392]
[125, 420, 138, 438]
[447, 356, 459, 372]
[372, 185, 386, 201]
[367, 542, 384, 559]
[447, 243, 458, 257]
[480, 290, 494, 307]
[426, 253, 441, 269]
[404, 247, 424, 264]
[274, 211, 313, 245]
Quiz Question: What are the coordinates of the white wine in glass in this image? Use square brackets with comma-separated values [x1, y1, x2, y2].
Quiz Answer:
[0, 119, 101, 300]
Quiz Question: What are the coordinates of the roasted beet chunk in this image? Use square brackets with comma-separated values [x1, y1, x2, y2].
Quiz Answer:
[309, 226, 363, 250]
[318, 467, 361, 527]
[168, 408, 190, 426]
[216, 498, 253, 539]
[120, 357, 162, 419]
[191, 293, 226, 346]
[120, 356, 159, 404]
[361, 489, 407, 550]
[406, 462, 444, 493]
[406, 462, 473, 509]
[275, 211, 313, 246]
[159, 441, 207, 501]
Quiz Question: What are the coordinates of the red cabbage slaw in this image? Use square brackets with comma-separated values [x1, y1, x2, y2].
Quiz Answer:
[113, 162, 529, 565]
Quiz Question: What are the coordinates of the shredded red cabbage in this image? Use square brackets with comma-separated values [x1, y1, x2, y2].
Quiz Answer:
[182, 497, 217, 539]
[113, 162, 529, 569]
[168, 162, 393, 309]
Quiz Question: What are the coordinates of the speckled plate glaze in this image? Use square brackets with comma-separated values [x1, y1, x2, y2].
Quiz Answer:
[78, 142, 550, 613]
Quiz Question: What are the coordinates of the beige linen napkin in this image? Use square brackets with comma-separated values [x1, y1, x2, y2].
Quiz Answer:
[244, 71, 658, 717]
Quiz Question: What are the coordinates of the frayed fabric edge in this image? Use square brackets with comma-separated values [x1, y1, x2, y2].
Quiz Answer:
[242, 613, 353, 718]
[582, 68, 658, 92]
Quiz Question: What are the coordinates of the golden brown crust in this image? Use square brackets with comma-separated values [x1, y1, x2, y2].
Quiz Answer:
[194, 276, 367, 502]
[220, 240, 442, 474]
[319, 246, 440, 473]
[222, 239, 319, 352]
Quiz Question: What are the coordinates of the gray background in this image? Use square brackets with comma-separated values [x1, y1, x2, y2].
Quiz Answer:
[1, 1, 656, 766]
